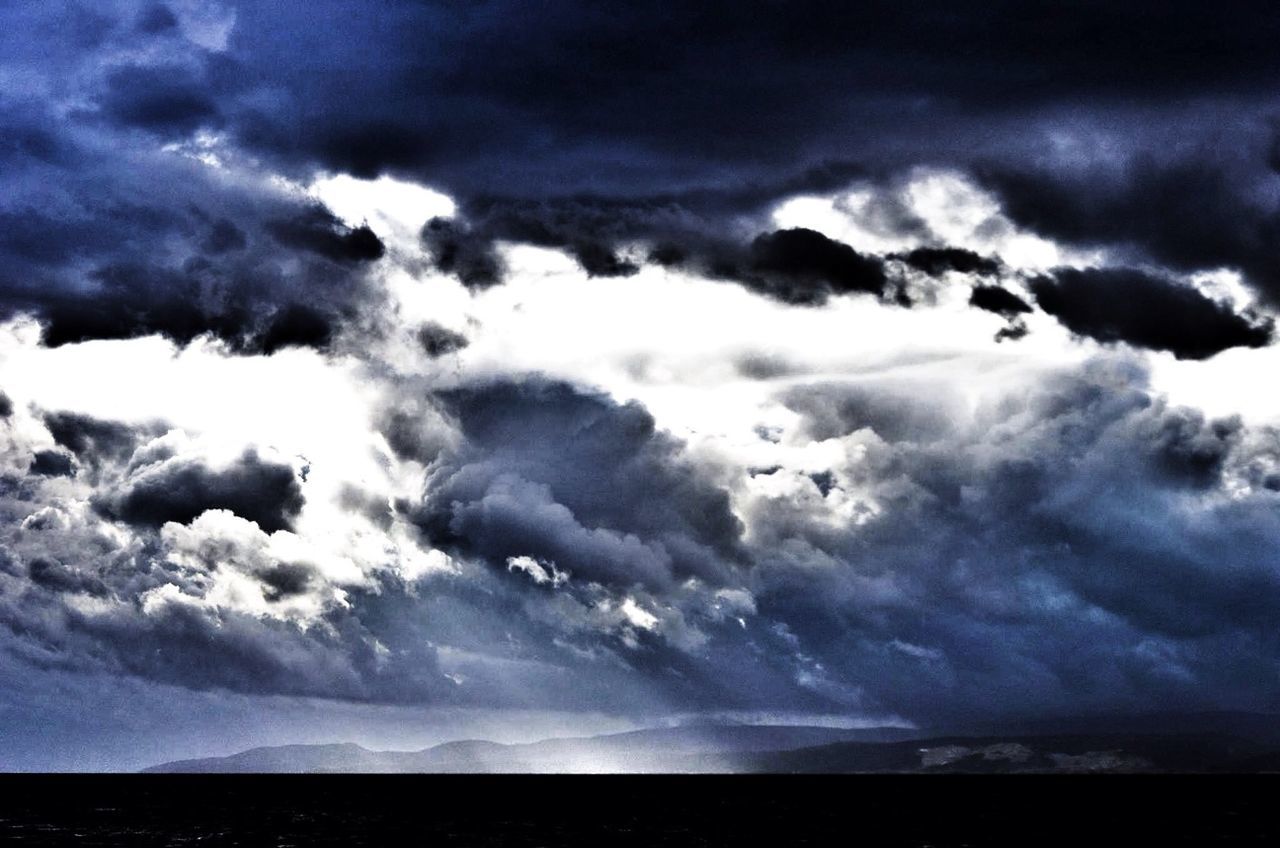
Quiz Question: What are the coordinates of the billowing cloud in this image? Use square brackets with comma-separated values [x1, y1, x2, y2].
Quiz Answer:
[408, 379, 745, 591]
[4, 0, 1280, 770]
[94, 449, 305, 533]
[742, 358, 1280, 722]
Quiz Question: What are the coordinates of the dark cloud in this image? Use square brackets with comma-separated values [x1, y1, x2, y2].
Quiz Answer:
[268, 207, 385, 265]
[737, 228, 888, 305]
[8, 0, 1280, 342]
[204, 1, 1280, 199]
[0, 92, 381, 353]
[97, 64, 221, 137]
[1030, 267, 1273, 359]
[734, 353, 798, 381]
[420, 197, 693, 287]
[0, 414, 452, 708]
[423, 190, 898, 304]
[44, 412, 147, 468]
[0, 391, 12, 419]
[994, 322, 1030, 343]
[213, 0, 1280, 316]
[983, 155, 1280, 305]
[203, 219, 247, 254]
[969, 284, 1031, 317]
[897, 247, 1000, 278]
[338, 485, 394, 530]
[135, 3, 178, 35]
[6, 0, 1280, 744]
[254, 304, 336, 356]
[407, 379, 744, 590]
[27, 557, 107, 597]
[0, 100, 71, 167]
[571, 241, 639, 278]
[1146, 410, 1242, 487]
[257, 562, 314, 601]
[34, 268, 236, 348]
[417, 322, 469, 358]
[781, 381, 964, 443]
[970, 284, 1033, 342]
[29, 450, 75, 478]
[748, 364, 1280, 723]
[650, 227, 897, 306]
[26, 256, 355, 355]
[48, 587, 429, 703]
[94, 451, 304, 533]
[808, 470, 836, 496]
[420, 217, 504, 289]
[6, 366, 1280, 726]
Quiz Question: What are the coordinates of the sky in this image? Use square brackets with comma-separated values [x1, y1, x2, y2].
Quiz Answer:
[4, 0, 1280, 771]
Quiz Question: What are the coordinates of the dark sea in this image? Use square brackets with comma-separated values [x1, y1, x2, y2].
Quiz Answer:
[0, 775, 1275, 846]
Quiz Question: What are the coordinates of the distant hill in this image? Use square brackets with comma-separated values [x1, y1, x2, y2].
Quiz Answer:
[145, 713, 1280, 774]
[151, 743, 391, 774]
[145, 724, 919, 773]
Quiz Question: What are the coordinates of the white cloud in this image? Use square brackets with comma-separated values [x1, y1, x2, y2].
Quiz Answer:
[309, 173, 455, 252]
[618, 597, 658, 631]
[169, 0, 238, 52]
[507, 555, 569, 587]
[160, 510, 351, 626]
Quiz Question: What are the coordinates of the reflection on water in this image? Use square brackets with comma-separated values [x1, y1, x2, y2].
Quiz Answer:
[0, 774, 1274, 846]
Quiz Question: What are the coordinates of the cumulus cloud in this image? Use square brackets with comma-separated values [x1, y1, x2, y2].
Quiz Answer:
[158, 510, 341, 623]
[94, 449, 305, 533]
[733, 358, 1280, 721]
[5, 0, 1280, 768]
[5, 333, 1280, 733]
[0, 408, 446, 703]
[0, 33, 391, 355]
[408, 379, 745, 592]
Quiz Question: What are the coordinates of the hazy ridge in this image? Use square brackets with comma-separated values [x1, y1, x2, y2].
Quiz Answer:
[145, 712, 1280, 774]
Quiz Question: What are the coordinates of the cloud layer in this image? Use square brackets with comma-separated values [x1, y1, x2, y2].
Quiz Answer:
[3, 0, 1280, 767]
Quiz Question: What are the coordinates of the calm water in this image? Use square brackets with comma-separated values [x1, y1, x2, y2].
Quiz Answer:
[0, 774, 1274, 846]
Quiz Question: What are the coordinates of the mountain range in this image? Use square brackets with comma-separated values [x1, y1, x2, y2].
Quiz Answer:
[145, 712, 1280, 773]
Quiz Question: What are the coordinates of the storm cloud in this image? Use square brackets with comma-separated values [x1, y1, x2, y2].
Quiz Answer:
[747, 360, 1280, 722]
[195, 1, 1280, 199]
[1030, 267, 1273, 359]
[95, 450, 305, 533]
[4, 0, 1280, 769]
[983, 154, 1280, 305]
[409, 379, 745, 591]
